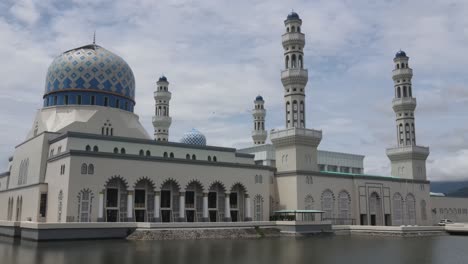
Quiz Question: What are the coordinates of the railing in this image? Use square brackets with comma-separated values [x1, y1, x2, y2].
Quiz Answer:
[392, 97, 416, 105]
[281, 69, 308, 80]
[323, 218, 356, 225]
[153, 91, 172, 99]
[392, 68, 413, 76]
[152, 116, 172, 123]
[386, 145, 430, 155]
[270, 127, 322, 139]
[282, 32, 305, 43]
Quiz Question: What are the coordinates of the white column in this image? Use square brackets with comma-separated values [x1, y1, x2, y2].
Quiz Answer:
[127, 191, 133, 221]
[203, 193, 209, 220]
[245, 195, 251, 220]
[98, 191, 104, 219]
[179, 192, 185, 221]
[154, 192, 160, 220]
[225, 193, 231, 221]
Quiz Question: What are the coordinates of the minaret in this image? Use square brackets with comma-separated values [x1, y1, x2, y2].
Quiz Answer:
[386, 51, 429, 180]
[252, 95, 267, 145]
[282, 12, 307, 128]
[270, 12, 322, 173]
[152, 76, 172, 141]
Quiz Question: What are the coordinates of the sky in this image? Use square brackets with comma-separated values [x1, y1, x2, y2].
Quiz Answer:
[0, 0, 467, 181]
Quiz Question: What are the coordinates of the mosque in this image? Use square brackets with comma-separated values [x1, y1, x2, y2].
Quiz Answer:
[0, 12, 465, 226]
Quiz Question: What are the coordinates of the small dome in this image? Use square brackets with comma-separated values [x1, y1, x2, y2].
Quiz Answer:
[255, 95, 263, 101]
[286, 11, 300, 21]
[395, 50, 407, 58]
[158, 76, 168, 82]
[180, 128, 206, 146]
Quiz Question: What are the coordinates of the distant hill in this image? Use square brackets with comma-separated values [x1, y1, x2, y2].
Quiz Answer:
[430, 180, 468, 197]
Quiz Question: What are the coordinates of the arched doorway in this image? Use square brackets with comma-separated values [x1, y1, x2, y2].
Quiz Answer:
[369, 192, 383, 226]
[406, 193, 416, 225]
[134, 178, 155, 222]
[393, 193, 403, 226]
[304, 195, 314, 221]
[208, 182, 226, 222]
[321, 189, 335, 220]
[160, 179, 180, 222]
[338, 190, 351, 224]
[105, 177, 128, 222]
[185, 181, 204, 222]
[230, 183, 247, 222]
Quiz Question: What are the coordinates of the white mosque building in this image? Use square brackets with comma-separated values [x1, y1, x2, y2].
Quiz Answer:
[0, 12, 465, 226]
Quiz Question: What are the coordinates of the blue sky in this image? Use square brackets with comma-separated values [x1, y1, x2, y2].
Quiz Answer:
[1, 0, 468, 181]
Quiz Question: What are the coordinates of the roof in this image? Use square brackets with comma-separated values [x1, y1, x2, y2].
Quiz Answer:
[319, 170, 398, 180]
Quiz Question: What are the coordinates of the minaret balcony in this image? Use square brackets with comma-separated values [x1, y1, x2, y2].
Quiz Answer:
[270, 127, 322, 147]
[282, 32, 305, 47]
[392, 68, 413, 79]
[281, 69, 308, 86]
[386, 145, 429, 161]
[253, 109, 266, 116]
[154, 91, 172, 100]
[392, 97, 416, 112]
[252, 130, 267, 138]
[152, 116, 172, 127]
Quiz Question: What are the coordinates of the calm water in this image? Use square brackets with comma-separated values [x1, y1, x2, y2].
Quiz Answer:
[1, 235, 468, 264]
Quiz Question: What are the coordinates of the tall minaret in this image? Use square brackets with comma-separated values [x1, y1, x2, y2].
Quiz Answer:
[386, 51, 429, 180]
[282, 12, 307, 128]
[271, 12, 322, 174]
[252, 95, 267, 144]
[152, 76, 172, 141]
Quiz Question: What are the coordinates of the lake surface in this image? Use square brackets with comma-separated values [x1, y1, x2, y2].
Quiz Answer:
[1, 235, 467, 264]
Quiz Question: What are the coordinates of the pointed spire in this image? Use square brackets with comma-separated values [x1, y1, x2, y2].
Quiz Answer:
[93, 30, 96, 45]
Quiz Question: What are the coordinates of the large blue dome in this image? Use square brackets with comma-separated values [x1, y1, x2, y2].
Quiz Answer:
[43, 44, 136, 112]
[180, 128, 207, 146]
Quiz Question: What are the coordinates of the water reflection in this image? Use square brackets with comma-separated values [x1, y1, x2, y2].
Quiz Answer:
[1, 235, 468, 264]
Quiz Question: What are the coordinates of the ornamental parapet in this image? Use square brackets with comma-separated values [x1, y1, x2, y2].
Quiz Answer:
[154, 91, 172, 100]
[281, 69, 308, 86]
[252, 109, 266, 117]
[392, 68, 413, 79]
[152, 116, 172, 126]
[392, 97, 417, 112]
[270, 127, 322, 147]
[282, 33, 305, 47]
[386, 145, 430, 161]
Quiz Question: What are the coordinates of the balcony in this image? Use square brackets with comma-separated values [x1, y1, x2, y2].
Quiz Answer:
[392, 97, 417, 112]
[392, 68, 413, 79]
[282, 32, 305, 47]
[386, 145, 430, 160]
[153, 91, 172, 100]
[281, 69, 308, 86]
[152, 116, 172, 126]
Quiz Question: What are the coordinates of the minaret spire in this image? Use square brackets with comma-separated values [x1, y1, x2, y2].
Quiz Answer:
[152, 75, 172, 141]
[93, 30, 96, 45]
[386, 50, 429, 180]
[252, 95, 267, 145]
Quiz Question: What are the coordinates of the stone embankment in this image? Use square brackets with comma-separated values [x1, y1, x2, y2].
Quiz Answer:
[127, 227, 281, 240]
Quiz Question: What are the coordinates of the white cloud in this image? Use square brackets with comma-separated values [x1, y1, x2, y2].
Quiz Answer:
[9, 0, 40, 26]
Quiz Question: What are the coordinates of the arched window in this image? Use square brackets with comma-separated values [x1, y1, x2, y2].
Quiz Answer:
[88, 164, 94, 175]
[421, 200, 427, 221]
[396, 64, 400, 69]
[81, 163, 88, 174]
[405, 123, 410, 145]
[291, 54, 297, 68]
[93, 146, 99, 152]
[78, 189, 93, 222]
[286, 27, 290, 32]
[291, 26, 295, 32]
[164, 152, 168, 158]
[411, 123, 416, 145]
[408, 86, 412, 97]
[321, 190, 334, 219]
[397, 87, 401, 98]
[298, 55, 303, 69]
[403, 86, 407, 97]
[393, 193, 403, 226]
[170, 152, 174, 158]
[85, 145, 91, 151]
[186, 154, 190, 159]
[338, 191, 351, 220]
[406, 193, 416, 225]
[208, 156, 212, 161]
[285, 55, 289, 69]
[146, 150, 151, 157]
[192, 154, 196, 160]
[254, 195, 264, 221]
[213, 156, 217, 162]
[113, 147, 118, 154]
[139, 149, 144, 156]
[120, 148, 126, 154]
[399, 124, 404, 145]
[304, 195, 314, 221]
[297, 26, 301, 32]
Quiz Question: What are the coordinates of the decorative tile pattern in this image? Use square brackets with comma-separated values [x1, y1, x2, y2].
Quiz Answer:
[44, 45, 135, 100]
[180, 128, 207, 146]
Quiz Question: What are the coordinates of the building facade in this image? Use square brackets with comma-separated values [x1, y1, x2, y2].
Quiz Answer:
[0, 12, 465, 226]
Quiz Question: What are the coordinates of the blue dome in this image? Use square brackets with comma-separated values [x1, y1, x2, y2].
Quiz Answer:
[286, 12, 300, 21]
[255, 95, 263, 101]
[158, 76, 168, 82]
[180, 128, 207, 146]
[43, 44, 136, 112]
[395, 50, 407, 58]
